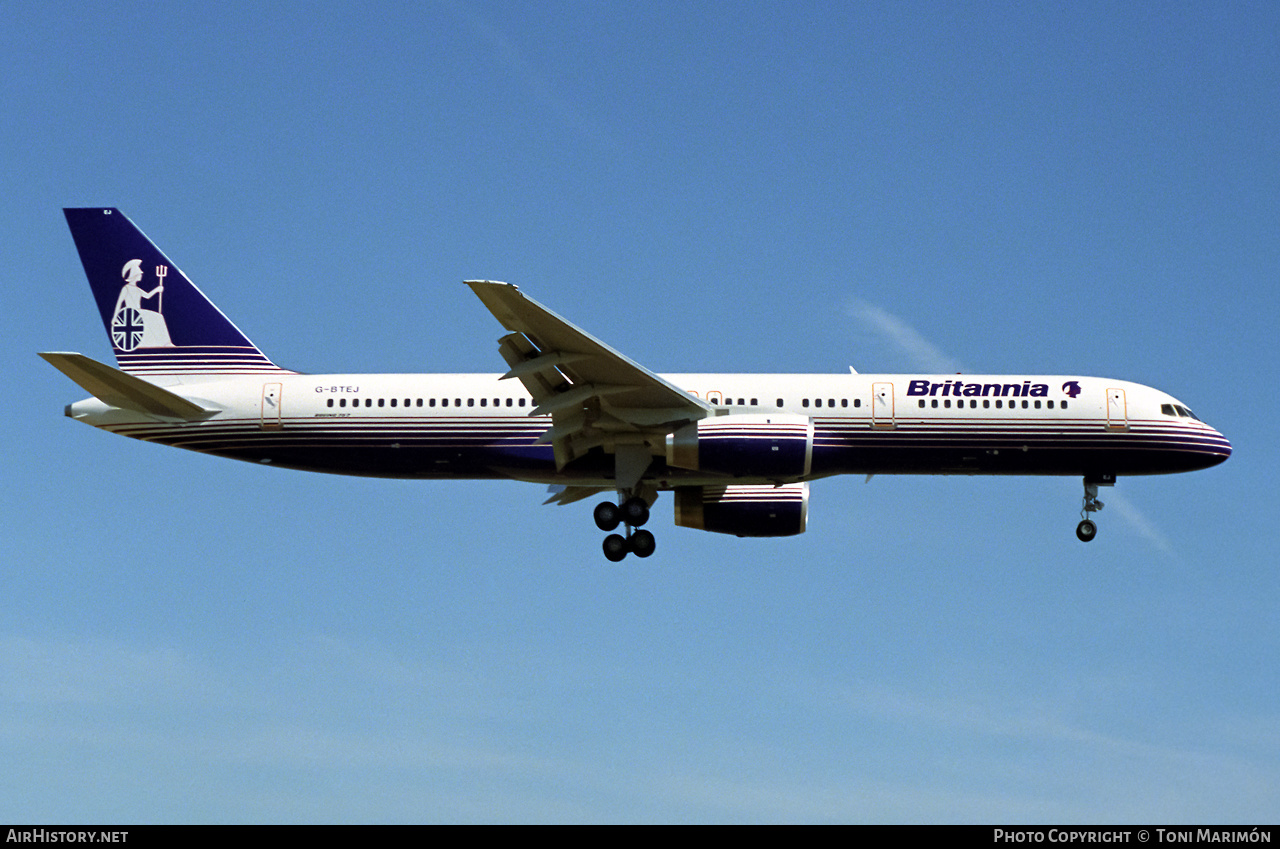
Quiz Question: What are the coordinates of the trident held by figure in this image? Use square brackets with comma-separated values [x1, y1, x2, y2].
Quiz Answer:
[155, 264, 167, 314]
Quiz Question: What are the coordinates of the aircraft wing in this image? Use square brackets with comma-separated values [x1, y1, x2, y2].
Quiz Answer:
[466, 280, 712, 469]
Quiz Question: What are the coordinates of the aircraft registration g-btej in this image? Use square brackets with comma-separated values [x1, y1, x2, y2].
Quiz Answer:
[45, 208, 1231, 560]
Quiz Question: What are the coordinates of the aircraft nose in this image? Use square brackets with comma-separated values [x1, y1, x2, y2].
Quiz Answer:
[1207, 426, 1232, 465]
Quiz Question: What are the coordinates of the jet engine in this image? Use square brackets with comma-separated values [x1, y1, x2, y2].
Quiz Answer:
[665, 414, 813, 479]
[673, 482, 809, 537]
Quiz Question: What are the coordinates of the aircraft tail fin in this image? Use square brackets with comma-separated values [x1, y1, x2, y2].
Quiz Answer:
[62, 208, 288, 376]
[39, 352, 218, 419]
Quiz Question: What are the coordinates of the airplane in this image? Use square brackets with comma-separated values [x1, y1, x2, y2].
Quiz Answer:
[43, 208, 1231, 560]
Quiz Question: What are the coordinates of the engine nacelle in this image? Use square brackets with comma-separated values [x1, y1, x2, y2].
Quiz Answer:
[673, 483, 809, 537]
[666, 414, 813, 479]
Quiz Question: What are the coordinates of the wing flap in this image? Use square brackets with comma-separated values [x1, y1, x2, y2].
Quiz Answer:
[542, 485, 612, 506]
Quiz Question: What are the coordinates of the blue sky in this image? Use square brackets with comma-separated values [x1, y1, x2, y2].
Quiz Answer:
[4, 0, 1278, 823]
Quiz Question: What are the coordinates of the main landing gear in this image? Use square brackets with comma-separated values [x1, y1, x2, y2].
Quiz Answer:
[1076, 477, 1108, 542]
[594, 496, 656, 562]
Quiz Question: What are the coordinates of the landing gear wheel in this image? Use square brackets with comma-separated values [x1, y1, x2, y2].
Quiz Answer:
[1076, 478, 1108, 542]
[630, 529, 656, 558]
[621, 497, 650, 527]
[594, 501, 621, 532]
[603, 533, 629, 562]
[597, 492, 658, 561]
[1076, 519, 1097, 542]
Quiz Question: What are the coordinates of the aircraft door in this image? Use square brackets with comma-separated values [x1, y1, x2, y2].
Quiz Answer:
[261, 382, 283, 429]
[872, 382, 895, 428]
[1106, 388, 1128, 431]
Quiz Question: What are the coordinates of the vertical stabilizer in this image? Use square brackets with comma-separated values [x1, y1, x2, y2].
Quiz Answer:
[63, 208, 287, 375]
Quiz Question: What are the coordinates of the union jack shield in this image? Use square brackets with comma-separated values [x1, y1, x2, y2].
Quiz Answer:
[112, 306, 144, 351]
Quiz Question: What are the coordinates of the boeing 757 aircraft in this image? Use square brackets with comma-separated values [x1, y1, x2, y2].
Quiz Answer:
[44, 208, 1231, 560]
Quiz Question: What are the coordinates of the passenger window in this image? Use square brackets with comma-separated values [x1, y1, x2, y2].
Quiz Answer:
[390, 398, 397, 407]
[468, 398, 474, 407]
[777, 398, 784, 407]
[339, 398, 346, 408]
[366, 399, 373, 408]
[480, 398, 487, 407]
[919, 400, 926, 408]
[379, 398, 385, 407]
[803, 399, 810, 408]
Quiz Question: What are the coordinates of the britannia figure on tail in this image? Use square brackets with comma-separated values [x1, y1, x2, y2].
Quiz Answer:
[111, 259, 173, 350]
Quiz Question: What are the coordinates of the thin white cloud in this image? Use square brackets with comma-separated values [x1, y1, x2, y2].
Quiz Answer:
[846, 299, 964, 373]
[0, 636, 219, 706]
[1102, 490, 1178, 559]
[441, 0, 617, 152]
[823, 677, 1280, 821]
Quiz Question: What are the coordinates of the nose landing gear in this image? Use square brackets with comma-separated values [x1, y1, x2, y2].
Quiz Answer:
[1076, 477, 1110, 542]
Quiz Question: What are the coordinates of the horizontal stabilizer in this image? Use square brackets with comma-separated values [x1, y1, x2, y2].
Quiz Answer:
[39, 352, 217, 419]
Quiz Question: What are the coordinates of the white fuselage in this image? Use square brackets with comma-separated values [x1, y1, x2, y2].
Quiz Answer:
[66, 370, 1231, 486]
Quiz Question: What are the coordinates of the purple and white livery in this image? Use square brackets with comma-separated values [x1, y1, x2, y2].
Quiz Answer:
[44, 208, 1231, 559]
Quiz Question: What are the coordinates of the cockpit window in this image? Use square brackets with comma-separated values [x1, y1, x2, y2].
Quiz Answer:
[1163, 403, 1202, 421]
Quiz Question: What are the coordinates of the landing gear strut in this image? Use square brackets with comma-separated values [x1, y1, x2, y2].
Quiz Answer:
[1076, 477, 1108, 542]
[597, 495, 655, 561]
